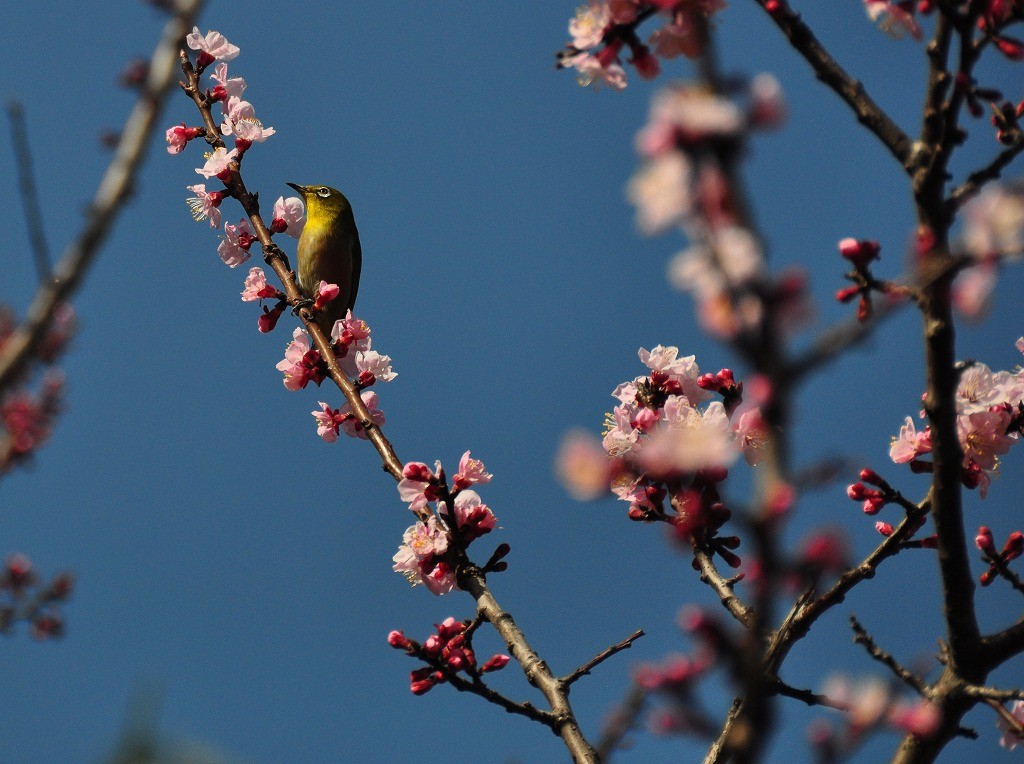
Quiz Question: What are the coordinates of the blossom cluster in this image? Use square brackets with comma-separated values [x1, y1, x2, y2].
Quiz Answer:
[863, 0, 1024, 60]
[808, 674, 942, 755]
[268, 309, 394, 441]
[559, 345, 768, 562]
[558, 0, 728, 91]
[392, 452, 496, 595]
[388, 617, 511, 695]
[0, 554, 74, 640]
[0, 304, 74, 475]
[953, 184, 1024, 319]
[626, 81, 807, 339]
[169, 29, 303, 268]
[889, 337, 1024, 497]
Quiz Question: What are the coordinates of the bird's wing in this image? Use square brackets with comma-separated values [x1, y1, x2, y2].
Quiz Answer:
[348, 225, 362, 311]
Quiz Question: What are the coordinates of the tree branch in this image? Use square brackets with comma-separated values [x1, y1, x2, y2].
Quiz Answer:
[751, 0, 915, 169]
[7, 101, 50, 281]
[0, 0, 206, 394]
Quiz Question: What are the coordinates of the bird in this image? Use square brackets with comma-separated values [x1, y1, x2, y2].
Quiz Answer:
[285, 183, 362, 334]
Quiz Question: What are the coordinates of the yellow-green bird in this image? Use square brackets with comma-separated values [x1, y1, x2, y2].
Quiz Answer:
[286, 183, 362, 333]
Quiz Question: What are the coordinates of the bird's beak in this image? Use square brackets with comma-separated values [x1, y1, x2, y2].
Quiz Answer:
[286, 182, 305, 195]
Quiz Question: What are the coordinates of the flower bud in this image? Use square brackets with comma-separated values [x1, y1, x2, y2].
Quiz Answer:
[387, 630, 412, 650]
[482, 654, 511, 673]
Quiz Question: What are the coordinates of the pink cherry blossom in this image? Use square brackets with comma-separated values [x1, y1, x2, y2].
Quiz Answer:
[185, 27, 240, 65]
[650, 85, 744, 142]
[331, 311, 372, 352]
[997, 700, 1024, 749]
[392, 516, 455, 595]
[229, 116, 276, 145]
[863, 0, 923, 39]
[240, 267, 278, 302]
[890, 416, 932, 464]
[210, 63, 246, 101]
[165, 124, 201, 154]
[960, 184, 1024, 258]
[221, 96, 254, 127]
[958, 408, 1014, 472]
[749, 73, 787, 129]
[217, 219, 254, 267]
[638, 398, 736, 476]
[569, 1, 610, 50]
[603, 403, 643, 457]
[639, 345, 712, 403]
[556, 430, 611, 500]
[453, 451, 492, 490]
[627, 152, 692, 234]
[195, 147, 238, 179]
[439, 490, 497, 542]
[355, 350, 396, 384]
[398, 461, 444, 511]
[313, 281, 340, 311]
[733, 406, 769, 466]
[271, 195, 305, 238]
[275, 328, 324, 390]
[563, 52, 628, 91]
[338, 390, 386, 439]
[311, 401, 346, 443]
[185, 183, 224, 228]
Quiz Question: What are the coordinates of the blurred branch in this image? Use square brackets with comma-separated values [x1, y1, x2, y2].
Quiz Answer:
[0, 0, 205, 394]
[7, 102, 50, 281]
[596, 682, 647, 762]
[946, 136, 1024, 212]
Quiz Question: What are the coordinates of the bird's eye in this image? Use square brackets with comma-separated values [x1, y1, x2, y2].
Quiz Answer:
[317, 187, 331, 198]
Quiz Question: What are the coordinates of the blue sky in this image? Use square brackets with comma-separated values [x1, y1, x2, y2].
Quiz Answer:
[1, 1, 1023, 762]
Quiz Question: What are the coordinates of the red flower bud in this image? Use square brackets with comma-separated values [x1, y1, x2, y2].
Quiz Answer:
[482, 654, 511, 672]
[387, 630, 412, 650]
[975, 526, 995, 555]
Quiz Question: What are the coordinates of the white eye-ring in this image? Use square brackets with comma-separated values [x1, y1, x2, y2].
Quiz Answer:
[317, 187, 331, 198]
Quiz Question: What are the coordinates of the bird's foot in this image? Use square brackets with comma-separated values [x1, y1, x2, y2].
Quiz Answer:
[291, 297, 315, 315]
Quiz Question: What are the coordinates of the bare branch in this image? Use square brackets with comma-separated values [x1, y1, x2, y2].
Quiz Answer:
[692, 542, 756, 630]
[563, 629, 645, 687]
[849, 615, 931, 697]
[0, 0, 206, 394]
[751, 0, 915, 169]
[7, 101, 50, 281]
[946, 136, 1024, 212]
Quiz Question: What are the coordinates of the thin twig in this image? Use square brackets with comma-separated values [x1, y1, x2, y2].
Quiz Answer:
[0, 0, 206, 394]
[850, 615, 930, 697]
[563, 629, 645, 687]
[436, 666, 558, 728]
[769, 677, 849, 712]
[751, 0, 915, 170]
[7, 101, 51, 281]
[962, 684, 1024, 702]
[765, 494, 931, 672]
[945, 136, 1024, 211]
[692, 543, 756, 630]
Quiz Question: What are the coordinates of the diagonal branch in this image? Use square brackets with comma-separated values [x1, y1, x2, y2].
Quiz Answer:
[0, 0, 206, 394]
[562, 629, 645, 687]
[7, 101, 51, 281]
[945, 136, 1024, 212]
[751, 0, 915, 170]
